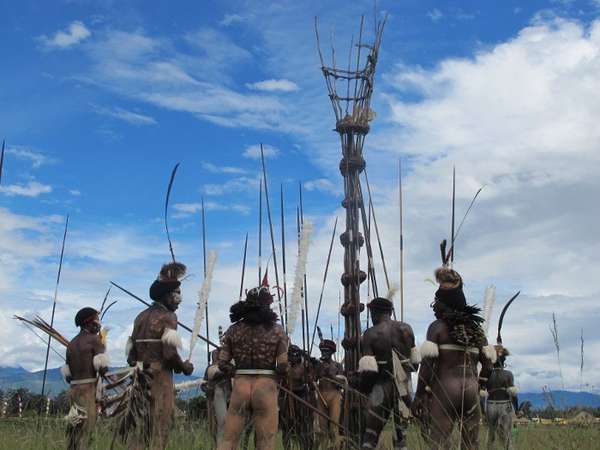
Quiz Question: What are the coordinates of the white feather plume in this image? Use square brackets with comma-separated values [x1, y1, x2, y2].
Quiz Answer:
[287, 221, 313, 335]
[386, 283, 399, 301]
[482, 285, 496, 336]
[189, 250, 218, 359]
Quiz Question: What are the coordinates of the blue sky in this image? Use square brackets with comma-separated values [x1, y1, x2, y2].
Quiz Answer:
[2, 0, 600, 394]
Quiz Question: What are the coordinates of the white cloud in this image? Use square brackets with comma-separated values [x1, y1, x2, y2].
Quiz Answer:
[69, 190, 81, 196]
[218, 14, 246, 27]
[201, 162, 246, 174]
[242, 144, 280, 159]
[427, 9, 443, 23]
[78, 29, 290, 131]
[90, 104, 157, 125]
[6, 146, 51, 168]
[0, 181, 52, 197]
[173, 202, 251, 216]
[304, 178, 340, 195]
[246, 79, 300, 92]
[39, 21, 91, 49]
[201, 176, 260, 196]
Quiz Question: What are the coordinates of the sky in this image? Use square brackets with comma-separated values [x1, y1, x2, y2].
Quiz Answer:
[1, 0, 599, 395]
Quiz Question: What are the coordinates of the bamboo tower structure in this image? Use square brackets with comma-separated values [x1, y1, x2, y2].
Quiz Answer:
[315, 14, 387, 444]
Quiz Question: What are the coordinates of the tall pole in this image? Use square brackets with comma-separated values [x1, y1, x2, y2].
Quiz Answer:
[451, 166, 456, 265]
[280, 185, 289, 331]
[260, 144, 284, 330]
[239, 233, 249, 300]
[41, 215, 69, 400]
[0, 139, 5, 185]
[201, 198, 210, 365]
[258, 177, 263, 285]
[398, 159, 405, 321]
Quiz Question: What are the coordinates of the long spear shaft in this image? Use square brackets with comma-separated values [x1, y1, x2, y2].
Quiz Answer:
[239, 233, 248, 300]
[445, 186, 484, 262]
[299, 182, 310, 350]
[309, 216, 338, 355]
[258, 177, 263, 284]
[363, 170, 392, 301]
[398, 159, 404, 321]
[41, 215, 69, 399]
[280, 185, 288, 331]
[0, 139, 5, 185]
[110, 281, 219, 348]
[450, 166, 456, 264]
[260, 144, 284, 329]
[201, 198, 210, 365]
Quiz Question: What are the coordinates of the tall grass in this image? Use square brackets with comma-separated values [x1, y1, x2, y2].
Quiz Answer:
[1, 418, 598, 450]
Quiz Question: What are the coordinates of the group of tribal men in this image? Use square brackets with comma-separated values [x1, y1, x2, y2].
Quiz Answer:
[61, 260, 518, 450]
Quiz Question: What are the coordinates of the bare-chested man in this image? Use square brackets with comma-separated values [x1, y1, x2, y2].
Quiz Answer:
[280, 344, 314, 450]
[62, 307, 109, 450]
[126, 262, 194, 450]
[217, 284, 289, 450]
[315, 339, 345, 449]
[481, 345, 517, 450]
[413, 267, 496, 450]
[358, 297, 420, 450]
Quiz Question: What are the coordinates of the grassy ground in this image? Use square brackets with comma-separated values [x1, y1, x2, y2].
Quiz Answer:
[1, 417, 599, 449]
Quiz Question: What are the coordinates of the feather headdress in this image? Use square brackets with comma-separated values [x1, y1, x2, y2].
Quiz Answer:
[189, 250, 217, 359]
[287, 221, 313, 335]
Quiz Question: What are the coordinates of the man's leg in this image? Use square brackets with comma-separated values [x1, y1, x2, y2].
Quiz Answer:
[361, 382, 391, 450]
[218, 377, 252, 450]
[214, 385, 229, 445]
[325, 390, 342, 449]
[150, 370, 174, 450]
[498, 403, 514, 450]
[486, 402, 498, 450]
[251, 376, 279, 450]
[460, 398, 481, 450]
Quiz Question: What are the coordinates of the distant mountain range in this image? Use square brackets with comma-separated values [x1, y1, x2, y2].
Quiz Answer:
[1, 366, 599, 409]
[519, 390, 600, 410]
[0, 366, 199, 398]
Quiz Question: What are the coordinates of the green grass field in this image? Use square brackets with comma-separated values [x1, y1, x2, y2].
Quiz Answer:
[1, 418, 599, 449]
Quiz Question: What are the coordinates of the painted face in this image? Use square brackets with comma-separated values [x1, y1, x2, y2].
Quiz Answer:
[320, 348, 334, 360]
[85, 315, 101, 334]
[164, 288, 182, 311]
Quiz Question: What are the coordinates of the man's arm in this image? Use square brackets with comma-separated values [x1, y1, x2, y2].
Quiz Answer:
[275, 329, 289, 375]
[61, 347, 72, 383]
[161, 313, 193, 375]
[357, 331, 378, 393]
[217, 328, 235, 376]
[397, 322, 420, 372]
[92, 336, 110, 377]
[415, 322, 440, 398]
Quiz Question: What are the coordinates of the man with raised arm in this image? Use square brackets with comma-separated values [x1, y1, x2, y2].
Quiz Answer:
[412, 267, 496, 450]
[358, 296, 420, 450]
[62, 307, 109, 450]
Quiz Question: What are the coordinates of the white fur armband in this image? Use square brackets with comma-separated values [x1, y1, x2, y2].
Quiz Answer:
[410, 346, 421, 364]
[358, 355, 378, 373]
[60, 364, 71, 382]
[507, 386, 518, 397]
[480, 389, 488, 398]
[482, 345, 497, 364]
[162, 328, 182, 349]
[125, 337, 133, 358]
[420, 340, 439, 359]
[93, 353, 110, 372]
[206, 365, 221, 381]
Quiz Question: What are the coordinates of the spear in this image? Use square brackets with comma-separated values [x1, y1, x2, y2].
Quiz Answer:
[258, 177, 263, 285]
[239, 233, 249, 300]
[450, 166, 456, 264]
[110, 281, 219, 348]
[41, 215, 69, 400]
[0, 139, 5, 185]
[398, 159, 405, 321]
[201, 197, 210, 366]
[444, 185, 485, 263]
[280, 184, 289, 331]
[309, 216, 338, 355]
[165, 163, 179, 262]
[363, 170, 391, 294]
[260, 144, 284, 330]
